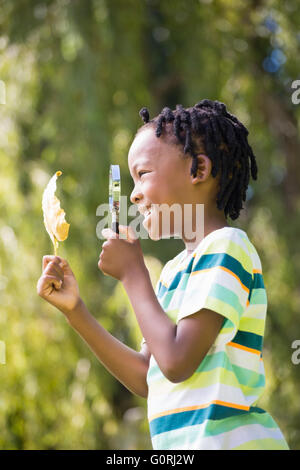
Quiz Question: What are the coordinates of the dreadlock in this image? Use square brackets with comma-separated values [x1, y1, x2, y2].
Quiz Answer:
[138, 99, 258, 220]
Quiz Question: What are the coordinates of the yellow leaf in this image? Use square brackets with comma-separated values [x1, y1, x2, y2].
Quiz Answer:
[42, 170, 70, 255]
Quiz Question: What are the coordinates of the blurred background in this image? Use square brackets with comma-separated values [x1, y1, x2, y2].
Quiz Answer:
[0, 0, 300, 450]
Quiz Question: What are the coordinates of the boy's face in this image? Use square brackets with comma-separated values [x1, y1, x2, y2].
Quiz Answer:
[128, 127, 210, 241]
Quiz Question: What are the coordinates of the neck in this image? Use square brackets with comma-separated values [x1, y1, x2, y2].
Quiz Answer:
[182, 204, 229, 255]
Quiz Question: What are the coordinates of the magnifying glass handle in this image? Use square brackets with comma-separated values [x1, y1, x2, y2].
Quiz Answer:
[112, 221, 119, 234]
[109, 164, 121, 235]
[111, 212, 119, 234]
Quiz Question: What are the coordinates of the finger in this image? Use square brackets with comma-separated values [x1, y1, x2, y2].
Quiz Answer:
[98, 263, 108, 276]
[37, 274, 62, 295]
[43, 255, 64, 271]
[44, 261, 64, 280]
[43, 256, 74, 277]
[101, 240, 111, 250]
[57, 258, 75, 276]
[118, 225, 138, 242]
[101, 228, 118, 240]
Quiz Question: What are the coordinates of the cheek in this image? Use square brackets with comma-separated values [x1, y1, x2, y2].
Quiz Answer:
[145, 172, 187, 206]
[161, 176, 185, 203]
[143, 178, 166, 203]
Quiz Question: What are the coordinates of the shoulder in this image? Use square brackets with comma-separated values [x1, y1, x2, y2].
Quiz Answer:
[200, 226, 251, 253]
[194, 227, 256, 275]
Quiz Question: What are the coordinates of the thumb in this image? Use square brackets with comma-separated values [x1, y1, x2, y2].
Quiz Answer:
[118, 225, 138, 242]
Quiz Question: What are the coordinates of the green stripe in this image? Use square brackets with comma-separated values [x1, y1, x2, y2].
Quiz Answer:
[148, 355, 264, 392]
[249, 288, 267, 305]
[157, 249, 253, 299]
[150, 404, 266, 437]
[152, 410, 280, 448]
[148, 366, 246, 391]
[204, 296, 239, 328]
[239, 317, 265, 336]
[233, 438, 289, 450]
[231, 363, 265, 388]
[197, 351, 231, 373]
[148, 350, 231, 383]
[209, 283, 245, 316]
[175, 282, 245, 321]
[202, 410, 279, 436]
[202, 238, 253, 274]
[147, 351, 229, 383]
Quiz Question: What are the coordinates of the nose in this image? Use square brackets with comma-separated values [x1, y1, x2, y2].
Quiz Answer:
[130, 186, 143, 205]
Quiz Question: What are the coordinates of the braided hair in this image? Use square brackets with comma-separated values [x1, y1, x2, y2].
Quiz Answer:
[138, 99, 257, 220]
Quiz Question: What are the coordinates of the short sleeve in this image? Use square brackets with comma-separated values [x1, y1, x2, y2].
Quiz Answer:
[177, 230, 253, 348]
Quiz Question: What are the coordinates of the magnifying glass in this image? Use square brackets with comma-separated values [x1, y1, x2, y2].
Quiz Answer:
[109, 164, 121, 234]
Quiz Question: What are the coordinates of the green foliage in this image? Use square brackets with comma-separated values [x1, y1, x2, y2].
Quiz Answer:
[0, 0, 300, 449]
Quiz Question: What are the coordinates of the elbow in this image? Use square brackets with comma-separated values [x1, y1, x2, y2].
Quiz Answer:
[166, 372, 192, 384]
[165, 374, 185, 384]
[163, 361, 194, 384]
[136, 388, 148, 399]
[132, 383, 148, 399]
[141, 384, 149, 398]
[163, 350, 207, 383]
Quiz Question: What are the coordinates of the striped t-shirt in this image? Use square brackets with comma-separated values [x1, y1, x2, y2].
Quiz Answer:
[142, 227, 289, 450]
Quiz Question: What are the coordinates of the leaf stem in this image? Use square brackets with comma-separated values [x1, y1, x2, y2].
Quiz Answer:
[54, 236, 59, 256]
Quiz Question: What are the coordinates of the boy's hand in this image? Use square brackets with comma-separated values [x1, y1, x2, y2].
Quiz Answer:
[99, 225, 147, 282]
[37, 256, 81, 315]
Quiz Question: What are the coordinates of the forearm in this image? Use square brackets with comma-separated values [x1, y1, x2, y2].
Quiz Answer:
[64, 299, 149, 398]
[122, 268, 178, 379]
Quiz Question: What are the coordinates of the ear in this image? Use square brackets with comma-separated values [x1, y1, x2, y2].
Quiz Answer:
[190, 154, 212, 184]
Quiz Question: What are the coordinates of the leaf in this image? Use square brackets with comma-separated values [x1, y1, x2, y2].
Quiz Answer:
[42, 170, 70, 255]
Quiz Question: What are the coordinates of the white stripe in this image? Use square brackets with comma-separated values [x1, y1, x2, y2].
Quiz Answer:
[166, 288, 185, 310]
[176, 273, 248, 321]
[225, 344, 265, 373]
[147, 382, 251, 419]
[197, 228, 253, 272]
[242, 304, 266, 320]
[251, 250, 263, 272]
[188, 267, 249, 302]
[199, 423, 286, 450]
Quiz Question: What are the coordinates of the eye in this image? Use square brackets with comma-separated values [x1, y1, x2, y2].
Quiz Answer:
[138, 171, 148, 178]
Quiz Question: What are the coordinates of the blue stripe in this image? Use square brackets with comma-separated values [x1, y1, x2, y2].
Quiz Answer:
[231, 330, 263, 352]
[149, 405, 266, 437]
[253, 273, 265, 289]
[157, 253, 252, 299]
[193, 253, 252, 290]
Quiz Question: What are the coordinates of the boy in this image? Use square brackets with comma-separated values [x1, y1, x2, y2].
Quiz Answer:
[37, 100, 289, 450]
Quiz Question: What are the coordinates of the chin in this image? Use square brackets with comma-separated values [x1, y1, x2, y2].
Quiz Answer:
[143, 219, 161, 240]
[148, 232, 161, 241]
[143, 222, 174, 241]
